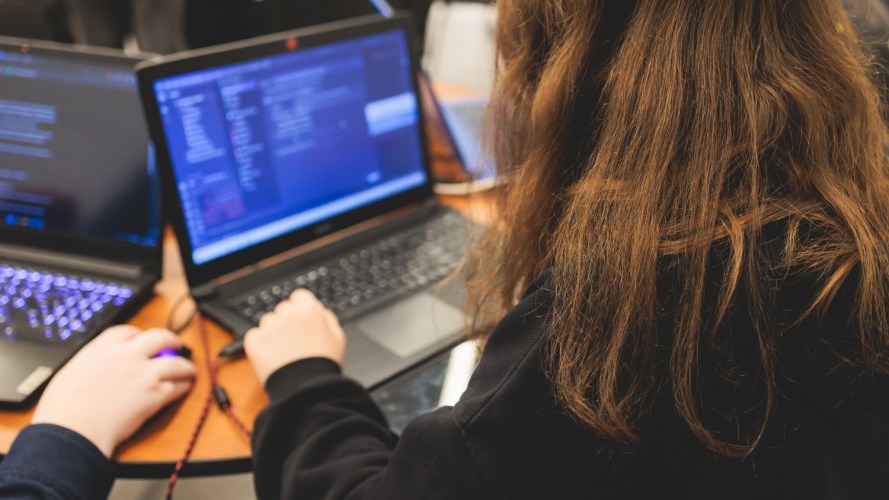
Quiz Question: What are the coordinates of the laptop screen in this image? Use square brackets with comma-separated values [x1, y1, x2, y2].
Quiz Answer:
[152, 29, 427, 265]
[0, 44, 159, 247]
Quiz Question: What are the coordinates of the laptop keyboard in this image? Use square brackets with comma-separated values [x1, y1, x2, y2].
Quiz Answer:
[229, 210, 467, 325]
[0, 263, 134, 343]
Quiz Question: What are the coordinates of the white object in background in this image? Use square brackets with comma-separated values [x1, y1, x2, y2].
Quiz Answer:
[423, 1, 496, 91]
[438, 341, 480, 407]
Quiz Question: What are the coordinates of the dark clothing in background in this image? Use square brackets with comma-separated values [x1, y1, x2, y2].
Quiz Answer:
[62, 0, 465, 52]
[185, 0, 426, 49]
[64, 0, 187, 54]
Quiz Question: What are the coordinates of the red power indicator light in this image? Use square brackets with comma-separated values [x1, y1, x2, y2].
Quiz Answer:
[286, 38, 298, 51]
[19, 43, 29, 54]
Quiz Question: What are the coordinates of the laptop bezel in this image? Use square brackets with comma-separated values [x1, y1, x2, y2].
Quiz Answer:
[0, 36, 161, 272]
[137, 14, 435, 289]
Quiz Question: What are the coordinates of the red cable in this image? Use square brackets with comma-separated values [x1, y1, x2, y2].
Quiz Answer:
[200, 313, 252, 440]
[165, 387, 212, 500]
[165, 313, 252, 500]
[222, 405, 253, 438]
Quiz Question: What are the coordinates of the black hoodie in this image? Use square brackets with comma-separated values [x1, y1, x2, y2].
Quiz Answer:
[252, 247, 889, 499]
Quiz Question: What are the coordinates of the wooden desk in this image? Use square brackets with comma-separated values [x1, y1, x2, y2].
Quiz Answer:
[0, 228, 263, 476]
[0, 195, 490, 478]
[0, 82, 494, 476]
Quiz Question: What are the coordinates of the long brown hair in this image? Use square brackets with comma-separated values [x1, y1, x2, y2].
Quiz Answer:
[464, 0, 889, 457]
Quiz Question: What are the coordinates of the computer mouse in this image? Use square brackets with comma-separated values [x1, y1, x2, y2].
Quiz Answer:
[154, 345, 193, 360]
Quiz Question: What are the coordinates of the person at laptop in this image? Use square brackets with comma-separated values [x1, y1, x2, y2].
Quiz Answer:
[2, 2, 889, 499]
[0, 327, 195, 498]
[239, 1, 889, 499]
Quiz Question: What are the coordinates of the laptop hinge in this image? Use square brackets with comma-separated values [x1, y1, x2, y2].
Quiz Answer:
[191, 284, 217, 300]
[0, 243, 143, 280]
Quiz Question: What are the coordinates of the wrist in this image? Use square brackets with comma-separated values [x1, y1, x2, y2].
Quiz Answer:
[253, 353, 340, 387]
[73, 425, 116, 459]
[264, 357, 342, 401]
[31, 416, 116, 458]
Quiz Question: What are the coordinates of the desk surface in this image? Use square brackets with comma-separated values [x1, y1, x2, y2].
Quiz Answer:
[0, 81, 493, 477]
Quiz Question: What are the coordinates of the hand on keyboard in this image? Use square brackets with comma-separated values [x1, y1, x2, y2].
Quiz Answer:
[243, 289, 346, 386]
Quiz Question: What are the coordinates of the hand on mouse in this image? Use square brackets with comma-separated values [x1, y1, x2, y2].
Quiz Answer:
[244, 289, 346, 386]
[31, 326, 197, 458]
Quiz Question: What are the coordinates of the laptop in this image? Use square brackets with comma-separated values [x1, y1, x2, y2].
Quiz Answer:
[137, 15, 470, 388]
[419, 74, 495, 193]
[0, 38, 161, 407]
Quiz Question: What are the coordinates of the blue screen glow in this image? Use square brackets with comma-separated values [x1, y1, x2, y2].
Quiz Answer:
[153, 30, 427, 264]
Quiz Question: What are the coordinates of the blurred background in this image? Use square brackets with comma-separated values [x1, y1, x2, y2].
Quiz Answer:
[0, 0, 886, 93]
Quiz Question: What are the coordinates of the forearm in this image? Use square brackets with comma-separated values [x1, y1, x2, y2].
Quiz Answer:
[251, 358, 493, 500]
[252, 358, 397, 499]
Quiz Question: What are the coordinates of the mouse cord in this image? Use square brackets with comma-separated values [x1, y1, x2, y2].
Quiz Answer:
[165, 312, 252, 500]
[166, 294, 197, 334]
[201, 312, 253, 439]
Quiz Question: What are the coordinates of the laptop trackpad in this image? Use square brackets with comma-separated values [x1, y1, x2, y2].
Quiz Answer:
[357, 293, 463, 358]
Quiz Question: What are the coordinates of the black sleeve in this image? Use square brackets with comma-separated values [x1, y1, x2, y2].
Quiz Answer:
[0, 424, 115, 500]
[251, 358, 497, 500]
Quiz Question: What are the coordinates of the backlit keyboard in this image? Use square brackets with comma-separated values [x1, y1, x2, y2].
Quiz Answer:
[0, 263, 134, 342]
[230, 210, 467, 324]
